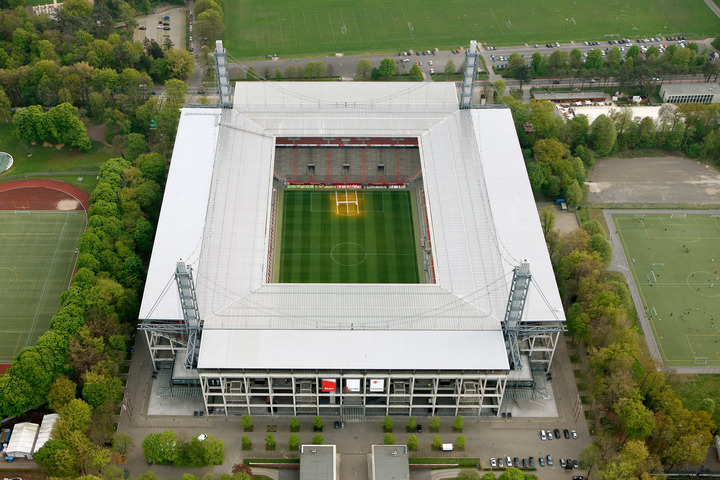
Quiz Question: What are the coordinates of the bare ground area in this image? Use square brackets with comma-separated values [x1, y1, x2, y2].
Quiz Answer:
[537, 201, 578, 234]
[587, 156, 720, 204]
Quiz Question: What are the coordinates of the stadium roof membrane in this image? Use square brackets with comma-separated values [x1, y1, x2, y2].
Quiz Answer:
[139, 82, 564, 372]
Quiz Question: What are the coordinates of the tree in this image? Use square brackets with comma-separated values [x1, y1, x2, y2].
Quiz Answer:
[195, 9, 224, 45]
[382, 415, 393, 432]
[432, 435, 442, 449]
[61, 398, 93, 433]
[311, 433, 324, 445]
[48, 377, 77, 412]
[481, 474, 497, 480]
[494, 80, 506, 96]
[142, 431, 178, 465]
[407, 434, 418, 451]
[626, 45, 640, 59]
[0, 88, 11, 123]
[265, 433, 275, 450]
[125, 133, 148, 162]
[356, 58, 372, 78]
[457, 470, 479, 480]
[497, 468, 525, 480]
[409, 63, 423, 80]
[430, 416, 440, 431]
[290, 416, 299, 431]
[585, 49, 604, 71]
[164, 49, 194, 80]
[540, 207, 556, 239]
[589, 114, 617, 156]
[616, 397, 656, 442]
[46, 102, 91, 150]
[406, 416, 416, 432]
[565, 181, 583, 205]
[242, 414, 252, 431]
[513, 65, 532, 86]
[579, 443, 601, 477]
[288, 433, 300, 450]
[444, 59, 455, 75]
[453, 416, 464, 431]
[383, 433, 396, 444]
[456, 435, 466, 449]
[313, 416, 323, 430]
[82, 371, 123, 408]
[246, 67, 259, 81]
[112, 432, 134, 456]
[379, 57, 396, 78]
[241, 435, 251, 450]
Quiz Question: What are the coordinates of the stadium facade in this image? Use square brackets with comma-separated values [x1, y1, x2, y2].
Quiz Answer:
[139, 80, 565, 418]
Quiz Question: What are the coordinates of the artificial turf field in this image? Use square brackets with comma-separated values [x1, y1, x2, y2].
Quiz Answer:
[0, 211, 85, 363]
[613, 213, 720, 367]
[221, 0, 720, 57]
[277, 190, 420, 283]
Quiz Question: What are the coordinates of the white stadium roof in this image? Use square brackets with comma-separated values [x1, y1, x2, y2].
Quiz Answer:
[139, 82, 564, 372]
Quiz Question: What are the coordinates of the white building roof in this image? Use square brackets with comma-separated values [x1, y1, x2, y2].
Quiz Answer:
[33, 413, 59, 453]
[5, 422, 38, 458]
[140, 82, 564, 372]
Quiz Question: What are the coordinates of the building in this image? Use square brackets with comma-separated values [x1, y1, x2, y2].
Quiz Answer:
[300, 445, 336, 480]
[3, 422, 38, 459]
[33, 413, 59, 455]
[532, 90, 610, 104]
[371, 445, 409, 480]
[660, 83, 720, 104]
[139, 79, 565, 419]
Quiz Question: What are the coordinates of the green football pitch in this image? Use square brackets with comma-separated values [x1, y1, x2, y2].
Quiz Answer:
[221, 0, 720, 57]
[277, 190, 420, 283]
[0, 211, 85, 363]
[613, 213, 720, 367]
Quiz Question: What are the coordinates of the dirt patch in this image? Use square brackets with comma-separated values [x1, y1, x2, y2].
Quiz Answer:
[537, 201, 578, 235]
[587, 156, 720, 204]
[86, 124, 107, 144]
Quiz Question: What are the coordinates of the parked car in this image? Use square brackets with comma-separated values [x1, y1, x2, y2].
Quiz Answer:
[564, 429, 570, 439]
[560, 458, 566, 469]
[529, 457, 535, 468]
[416, 424, 422, 433]
[139, 26, 146, 30]
[197, 434, 207, 441]
[539, 457, 545, 467]
[334, 420, 340, 429]
[498, 458, 504, 468]
[522, 458, 528, 468]
[554, 428, 561, 438]
[490, 458, 497, 468]
[573, 459, 579, 469]
[547, 455, 553, 466]
[540, 430, 547, 440]
[547, 430, 553, 440]
[571, 429, 578, 439]
[506, 456, 512, 467]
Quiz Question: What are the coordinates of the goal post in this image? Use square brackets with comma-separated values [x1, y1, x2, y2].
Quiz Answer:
[647, 271, 657, 283]
[335, 190, 359, 215]
[670, 213, 686, 219]
[694, 357, 708, 365]
[652, 263, 664, 269]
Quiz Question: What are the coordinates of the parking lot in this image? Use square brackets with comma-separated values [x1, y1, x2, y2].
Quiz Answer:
[133, 6, 187, 51]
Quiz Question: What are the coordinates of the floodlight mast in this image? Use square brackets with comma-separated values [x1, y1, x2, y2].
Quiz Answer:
[215, 40, 233, 108]
[175, 259, 201, 368]
[503, 260, 531, 369]
[459, 40, 479, 109]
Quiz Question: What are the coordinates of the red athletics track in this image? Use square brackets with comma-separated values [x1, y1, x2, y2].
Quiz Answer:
[0, 179, 89, 373]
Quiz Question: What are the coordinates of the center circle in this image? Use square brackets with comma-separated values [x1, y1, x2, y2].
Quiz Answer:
[0, 268, 18, 293]
[330, 242, 367, 267]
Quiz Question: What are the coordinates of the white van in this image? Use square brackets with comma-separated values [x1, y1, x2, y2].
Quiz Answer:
[540, 430, 547, 440]
[441, 443, 453, 452]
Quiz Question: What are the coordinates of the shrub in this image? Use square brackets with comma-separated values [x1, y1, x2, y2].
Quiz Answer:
[407, 434, 418, 451]
[313, 416, 323, 431]
[383, 433, 396, 445]
[432, 435, 442, 449]
[290, 417, 299, 432]
[241, 435, 251, 450]
[288, 434, 300, 450]
[242, 414, 252, 431]
[406, 416, 416, 432]
[382, 415, 393, 432]
[265, 433, 275, 450]
[311, 434, 324, 445]
[456, 435, 466, 449]
[453, 416, 464, 432]
[430, 416, 440, 431]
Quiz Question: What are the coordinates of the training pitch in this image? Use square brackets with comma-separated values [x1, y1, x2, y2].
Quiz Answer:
[0, 211, 85, 363]
[613, 213, 720, 367]
[222, 0, 720, 57]
[277, 190, 421, 283]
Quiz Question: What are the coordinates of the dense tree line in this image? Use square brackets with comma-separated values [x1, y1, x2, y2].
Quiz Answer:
[542, 211, 716, 479]
[504, 41, 720, 88]
[0, 153, 165, 469]
[500, 97, 720, 203]
[141, 431, 224, 467]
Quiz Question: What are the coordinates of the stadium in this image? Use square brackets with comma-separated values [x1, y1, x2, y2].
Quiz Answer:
[139, 45, 565, 418]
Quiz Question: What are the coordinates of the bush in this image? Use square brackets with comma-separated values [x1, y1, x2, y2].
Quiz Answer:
[241, 435, 251, 450]
[265, 433, 275, 451]
[432, 435, 442, 449]
[382, 415, 393, 432]
[383, 433, 396, 445]
[453, 416, 464, 432]
[406, 416, 416, 432]
[242, 414, 252, 431]
[290, 417, 299, 432]
[288, 434, 300, 450]
[430, 416, 440, 431]
[313, 416, 323, 431]
[456, 435, 466, 449]
[311, 434, 324, 445]
[457, 469, 480, 480]
[407, 434, 418, 451]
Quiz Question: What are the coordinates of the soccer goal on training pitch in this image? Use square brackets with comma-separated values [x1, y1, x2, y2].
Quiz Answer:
[652, 263, 664, 269]
[650, 307, 657, 317]
[694, 357, 708, 365]
[647, 271, 657, 284]
[670, 213, 686, 219]
[335, 190, 359, 215]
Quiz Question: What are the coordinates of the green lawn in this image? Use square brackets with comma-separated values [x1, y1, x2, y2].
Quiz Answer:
[613, 213, 720, 367]
[0, 123, 118, 194]
[278, 190, 420, 283]
[0, 211, 86, 363]
[221, 0, 720, 57]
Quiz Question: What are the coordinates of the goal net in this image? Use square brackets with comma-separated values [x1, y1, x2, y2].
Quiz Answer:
[336, 190, 359, 215]
[652, 263, 664, 269]
[647, 271, 657, 284]
[670, 213, 686, 219]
